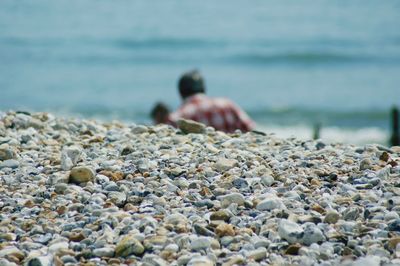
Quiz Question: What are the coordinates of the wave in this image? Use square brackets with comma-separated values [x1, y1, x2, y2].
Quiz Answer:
[248, 107, 391, 129]
[113, 37, 223, 49]
[0, 36, 223, 49]
[229, 52, 399, 65]
[257, 124, 389, 146]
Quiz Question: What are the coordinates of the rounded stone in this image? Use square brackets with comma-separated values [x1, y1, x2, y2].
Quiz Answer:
[69, 166, 95, 184]
[115, 235, 145, 257]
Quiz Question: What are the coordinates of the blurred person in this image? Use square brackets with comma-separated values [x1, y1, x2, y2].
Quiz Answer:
[151, 102, 170, 124]
[166, 70, 255, 133]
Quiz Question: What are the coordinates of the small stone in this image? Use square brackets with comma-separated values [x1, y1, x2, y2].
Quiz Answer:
[215, 223, 235, 237]
[131, 125, 148, 134]
[0, 233, 16, 241]
[210, 210, 232, 222]
[54, 183, 68, 194]
[324, 210, 340, 224]
[115, 235, 144, 257]
[165, 213, 188, 225]
[352, 256, 381, 266]
[93, 247, 115, 257]
[26, 255, 52, 266]
[0, 145, 16, 161]
[194, 224, 216, 237]
[388, 237, 400, 251]
[0, 159, 19, 169]
[379, 151, 390, 162]
[187, 256, 214, 266]
[387, 218, 400, 231]
[301, 223, 325, 245]
[246, 247, 267, 261]
[0, 247, 24, 261]
[278, 219, 304, 244]
[190, 237, 212, 251]
[48, 242, 69, 253]
[177, 119, 206, 134]
[360, 158, 372, 171]
[285, 243, 302, 255]
[69, 166, 95, 184]
[68, 232, 85, 242]
[256, 196, 285, 211]
[384, 211, 399, 221]
[213, 158, 237, 172]
[220, 193, 245, 208]
[121, 145, 134, 156]
[108, 191, 126, 207]
[343, 207, 359, 221]
[222, 255, 246, 266]
[164, 243, 179, 253]
[261, 176, 274, 186]
[61, 146, 82, 170]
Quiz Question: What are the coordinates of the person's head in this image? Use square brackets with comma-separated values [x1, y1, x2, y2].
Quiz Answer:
[178, 70, 206, 99]
[151, 102, 170, 124]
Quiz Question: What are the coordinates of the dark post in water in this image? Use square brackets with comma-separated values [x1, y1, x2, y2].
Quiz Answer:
[313, 122, 321, 140]
[390, 106, 400, 146]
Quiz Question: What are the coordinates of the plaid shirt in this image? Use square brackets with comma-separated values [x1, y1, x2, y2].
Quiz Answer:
[168, 94, 255, 133]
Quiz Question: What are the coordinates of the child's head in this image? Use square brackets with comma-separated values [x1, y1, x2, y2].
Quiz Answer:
[151, 102, 170, 124]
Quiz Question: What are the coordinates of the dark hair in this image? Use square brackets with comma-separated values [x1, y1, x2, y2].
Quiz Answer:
[178, 70, 206, 99]
[151, 102, 170, 120]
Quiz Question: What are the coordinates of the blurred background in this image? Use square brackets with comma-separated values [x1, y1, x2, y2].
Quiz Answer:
[1, 0, 399, 145]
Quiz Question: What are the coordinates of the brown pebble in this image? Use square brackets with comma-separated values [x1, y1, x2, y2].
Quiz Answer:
[24, 200, 35, 208]
[388, 237, 400, 250]
[215, 223, 235, 237]
[99, 170, 124, 182]
[210, 210, 231, 222]
[57, 206, 67, 215]
[54, 256, 64, 266]
[108, 258, 121, 265]
[123, 203, 138, 212]
[310, 179, 321, 186]
[380, 151, 390, 162]
[311, 203, 326, 214]
[285, 243, 302, 255]
[69, 232, 85, 242]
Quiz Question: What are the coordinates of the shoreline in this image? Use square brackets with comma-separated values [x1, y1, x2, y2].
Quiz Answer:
[1, 111, 400, 265]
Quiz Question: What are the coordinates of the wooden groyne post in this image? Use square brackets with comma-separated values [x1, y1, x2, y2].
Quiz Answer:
[390, 106, 400, 146]
[313, 122, 321, 140]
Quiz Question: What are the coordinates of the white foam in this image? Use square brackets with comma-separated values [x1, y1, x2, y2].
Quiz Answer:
[256, 125, 389, 145]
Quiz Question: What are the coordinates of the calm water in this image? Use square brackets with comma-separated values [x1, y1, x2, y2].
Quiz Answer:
[1, 0, 400, 144]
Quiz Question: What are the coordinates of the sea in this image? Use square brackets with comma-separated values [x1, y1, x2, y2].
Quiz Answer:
[1, 0, 399, 145]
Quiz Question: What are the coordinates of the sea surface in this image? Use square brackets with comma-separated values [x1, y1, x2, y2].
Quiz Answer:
[1, 0, 400, 144]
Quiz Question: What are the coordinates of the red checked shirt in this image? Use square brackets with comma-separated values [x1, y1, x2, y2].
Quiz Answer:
[168, 94, 255, 133]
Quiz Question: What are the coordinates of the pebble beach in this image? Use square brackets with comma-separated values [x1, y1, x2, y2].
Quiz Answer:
[1, 111, 400, 266]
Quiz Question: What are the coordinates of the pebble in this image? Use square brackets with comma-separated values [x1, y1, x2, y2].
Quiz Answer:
[0, 159, 19, 169]
[215, 223, 235, 237]
[246, 247, 267, 261]
[213, 158, 237, 172]
[190, 237, 212, 251]
[177, 119, 206, 134]
[0, 145, 16, 161]
[93, 247, 115, 257]
[0, 111, 399, 265]
[301, 223, 325, 245]
[256, 196, 285, 211]
[115, 235, 145, 257]
[69, 166, 95, 184]
[187, 256, 214, 266]
[220, 193, 245, 208]
[210, 210, 232, 222]
[324, 210, 340, 224]
[278, 219, 303, 244]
